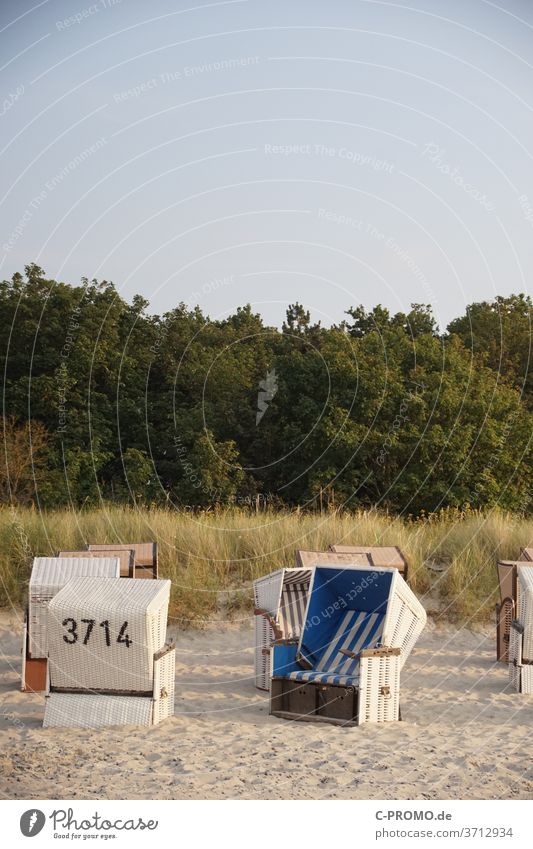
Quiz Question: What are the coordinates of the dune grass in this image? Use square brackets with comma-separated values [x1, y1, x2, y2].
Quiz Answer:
[1, 504, 532, 627]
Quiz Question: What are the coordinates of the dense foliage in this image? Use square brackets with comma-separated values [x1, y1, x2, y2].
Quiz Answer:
[1, 264, 531, 514]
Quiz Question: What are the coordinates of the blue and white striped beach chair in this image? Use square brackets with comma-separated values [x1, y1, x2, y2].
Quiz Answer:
[270, 565, 426, 725]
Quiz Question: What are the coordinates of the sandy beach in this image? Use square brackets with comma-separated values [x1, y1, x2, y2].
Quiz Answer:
[0, 610, 532, 800]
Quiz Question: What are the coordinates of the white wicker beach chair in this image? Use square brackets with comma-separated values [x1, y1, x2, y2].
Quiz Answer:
[270, 565, 426, 725]
[44, 577, 174, 727]
[59, 549, 135, 578]
[28, 557, 120, 660]
[88, 542, 158, 579]
[254, 549, 411, 691]
[508, 566, 533, 694]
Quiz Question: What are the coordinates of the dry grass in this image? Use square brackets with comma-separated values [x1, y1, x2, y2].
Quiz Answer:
[1, 505, 532, 626]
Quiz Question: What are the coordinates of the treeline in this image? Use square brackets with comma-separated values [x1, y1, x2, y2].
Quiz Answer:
[1, 264, 532, 515]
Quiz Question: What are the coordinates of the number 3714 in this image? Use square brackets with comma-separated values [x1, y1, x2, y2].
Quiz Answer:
[62, 618, 132, 648]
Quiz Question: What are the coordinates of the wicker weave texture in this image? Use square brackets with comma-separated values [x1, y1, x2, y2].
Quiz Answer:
[358, 652, 400, 724]
[43, 693, 154, 727]
[254, 615, 270, 690]
[47, 578, 170, 691]
[381, 572, 426, 667]
[509, 662, 521, 692]
[518, 567, 533, 659]
[520, 665, 533, 694]
[29, 557, 120, 658]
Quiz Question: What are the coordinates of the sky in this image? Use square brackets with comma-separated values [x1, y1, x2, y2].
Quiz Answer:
[1, 0, 533, 330]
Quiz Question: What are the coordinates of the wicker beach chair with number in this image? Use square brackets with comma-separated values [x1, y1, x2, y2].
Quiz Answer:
[43, 577, 174, 727]
[88, 542, 158, 579]
[509, 566, 533, 694]
[22, 557, 120, 693]
[270, 565, 426, 726]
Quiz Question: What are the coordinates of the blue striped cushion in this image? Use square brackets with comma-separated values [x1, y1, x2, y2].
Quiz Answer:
[315, 609, 383, 675]
[284, 610, 384, 686]
[287, 669, 360, 687]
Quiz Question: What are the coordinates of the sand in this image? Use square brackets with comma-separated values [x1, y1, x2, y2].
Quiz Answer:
[0, 610, 532, 800]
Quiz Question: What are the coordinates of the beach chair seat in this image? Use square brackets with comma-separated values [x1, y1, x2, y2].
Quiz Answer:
[285, 608, 384, 687]
[271, 566, 425, 726]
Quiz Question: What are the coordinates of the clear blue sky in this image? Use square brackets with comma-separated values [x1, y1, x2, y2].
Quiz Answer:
[1, 0, 533, 330]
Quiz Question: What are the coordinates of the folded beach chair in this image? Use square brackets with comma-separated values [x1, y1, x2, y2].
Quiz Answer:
[59, 548, 135, 578]
[22, 557, 120, 692]
[270, 565, 426, 725]
[295, 550, 377, 569]
[88, 542, 158, 579]
[508, 566, 533, 694]
[520, 548, 533, 561]
[43, 577, 174, 727]
[329, 545, 408, 579]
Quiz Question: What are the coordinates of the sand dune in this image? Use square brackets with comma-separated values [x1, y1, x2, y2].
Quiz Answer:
[0, 610, 532, 800]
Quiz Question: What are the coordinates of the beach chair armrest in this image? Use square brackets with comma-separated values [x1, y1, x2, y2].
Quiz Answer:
[339, 648, 360, 659]
[153, 642, 176, 700]
[359, 646, 401, 658]
[254, 608, 283, 640]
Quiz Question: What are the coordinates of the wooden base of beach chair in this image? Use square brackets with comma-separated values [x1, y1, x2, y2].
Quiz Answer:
[271, 678, 359, 725]
[22, 657, 48, 693]
[21, 609, 48, 692]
